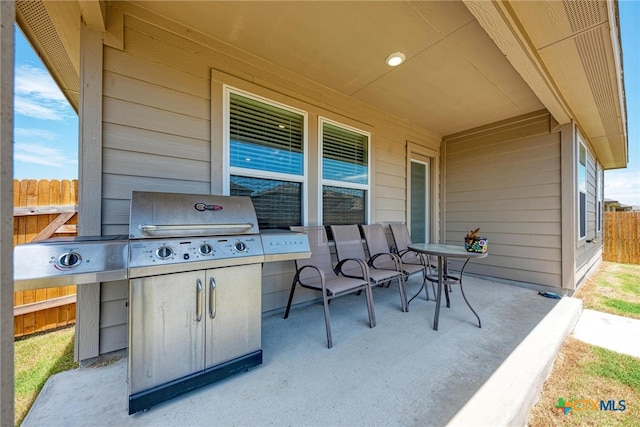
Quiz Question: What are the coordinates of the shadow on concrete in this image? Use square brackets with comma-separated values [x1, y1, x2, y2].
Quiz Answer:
[23, 275, 570, 426]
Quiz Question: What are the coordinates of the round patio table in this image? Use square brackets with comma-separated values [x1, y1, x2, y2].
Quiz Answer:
[407, 243, 488, 331]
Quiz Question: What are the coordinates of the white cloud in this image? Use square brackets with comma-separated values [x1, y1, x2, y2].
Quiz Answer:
[14, 142, 78, 168]
[14, 126, 77, 170]
[14, 97, 67, 121]
[14, 127, 57, 141]
[14, 64, 73, 121]
[605, 168, 640, 206]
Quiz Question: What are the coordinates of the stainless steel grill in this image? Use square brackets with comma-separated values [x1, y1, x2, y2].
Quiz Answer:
[13, 235, 129, 291]
[13, 190, 310, 415]
[126, 191, 309, 414]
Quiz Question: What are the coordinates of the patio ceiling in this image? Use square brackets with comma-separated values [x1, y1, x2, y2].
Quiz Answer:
[16, 0, 627, 168]
[133, 0, 545, 137]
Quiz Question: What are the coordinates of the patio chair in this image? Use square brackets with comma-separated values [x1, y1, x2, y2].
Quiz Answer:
[389, 223, 437, 302]
[361, 224, 429, 305]
[285, 226, 376, 349]
[331, 224, 408, 312]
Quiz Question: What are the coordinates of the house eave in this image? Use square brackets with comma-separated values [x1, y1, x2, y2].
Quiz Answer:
[465, 0, 628, 169]
[15, 0, 628, 169]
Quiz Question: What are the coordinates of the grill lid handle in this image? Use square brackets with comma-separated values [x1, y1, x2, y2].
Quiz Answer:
[138, 223, 254, 236]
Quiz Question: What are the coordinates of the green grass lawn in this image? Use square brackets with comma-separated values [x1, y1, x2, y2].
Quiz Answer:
[577, 262, 640, 319]
[528, 262, 640, 426]
[14, 326, 77, 426]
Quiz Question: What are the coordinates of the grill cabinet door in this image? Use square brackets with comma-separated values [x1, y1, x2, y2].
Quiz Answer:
[129, 270, 206, 394]
[205, 264, 262, 368]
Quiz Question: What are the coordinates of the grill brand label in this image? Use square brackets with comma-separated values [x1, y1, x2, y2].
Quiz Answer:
[194, 203, 223, 212]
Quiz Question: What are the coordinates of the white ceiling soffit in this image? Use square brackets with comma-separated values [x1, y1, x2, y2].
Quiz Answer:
[131, 0, 544, 137]
[465, 0, 627, 169]
[16, 0, 81, 112]
[14, 1, 626, 168]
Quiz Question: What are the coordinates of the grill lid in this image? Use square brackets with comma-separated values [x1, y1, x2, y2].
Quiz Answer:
[129, 191, 260, 239]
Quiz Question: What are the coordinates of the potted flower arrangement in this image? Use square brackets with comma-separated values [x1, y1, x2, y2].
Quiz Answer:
[465, 228, 488, 253]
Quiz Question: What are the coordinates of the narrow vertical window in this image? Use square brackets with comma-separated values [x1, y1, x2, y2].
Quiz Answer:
[227, 90, 306, 229]
[596, 163, 603, 233]
[320, 119, 369, 225]
[578, 142, 587, 240]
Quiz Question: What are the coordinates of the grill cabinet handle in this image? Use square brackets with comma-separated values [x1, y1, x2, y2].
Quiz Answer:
[209, 276, 216, 319]
[196, 279, 203, 321]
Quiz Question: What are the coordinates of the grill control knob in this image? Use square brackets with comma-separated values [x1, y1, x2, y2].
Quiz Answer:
[234, 241, 247, 252]
[156, 246, 173, 259]
[198, 243, 213, 255]
[56, 251, 82, 269]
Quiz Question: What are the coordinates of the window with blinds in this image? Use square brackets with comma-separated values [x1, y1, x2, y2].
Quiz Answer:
[322, 122, 368, 184]
[230, 93, 303, 175]
[321, 120, 369, 225]
[228, 91, 305, 229]
[578, 142, 587, 239]
[596, 164, 603, 233]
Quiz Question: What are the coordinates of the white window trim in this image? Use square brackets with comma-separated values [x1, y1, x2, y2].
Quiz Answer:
[318, 116, 371, 224]
[578, 138, 587, 241]
[596, 162, 603, 233]
[223, 85, 309, 224]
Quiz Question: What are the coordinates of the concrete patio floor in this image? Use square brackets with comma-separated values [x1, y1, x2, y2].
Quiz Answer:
[23, 275, 581, 426]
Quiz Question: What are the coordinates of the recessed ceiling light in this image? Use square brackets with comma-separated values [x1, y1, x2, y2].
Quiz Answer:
[385, 52, 406, 67]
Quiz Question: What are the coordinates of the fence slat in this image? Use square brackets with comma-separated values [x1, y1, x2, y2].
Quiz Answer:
[603, 211, 640, 264]
[13, 179, 79, 338]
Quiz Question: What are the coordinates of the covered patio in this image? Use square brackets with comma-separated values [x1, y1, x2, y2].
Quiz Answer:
[23, 275, 581, 426]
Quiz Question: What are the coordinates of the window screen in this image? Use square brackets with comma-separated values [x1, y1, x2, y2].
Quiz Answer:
[323, 186, 366, 225]
[230, 175, 302, 229]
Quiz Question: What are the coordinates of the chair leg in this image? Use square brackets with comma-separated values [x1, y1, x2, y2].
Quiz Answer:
[444, 282, 451, 308]
[364, 284, 377, 328]
[322, 292, 333, 348]
[422, 270, 430, 301]
[398, 275, 408, 312]
[283, 277, 298, 319]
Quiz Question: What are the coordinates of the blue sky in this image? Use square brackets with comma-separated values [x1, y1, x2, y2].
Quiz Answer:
[13, 26, 78, 180]
[12, 4, 640, 205]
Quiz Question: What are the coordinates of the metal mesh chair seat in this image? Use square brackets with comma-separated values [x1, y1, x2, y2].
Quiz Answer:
[332, 224, 408, 312]
[285, 226, 376, 348]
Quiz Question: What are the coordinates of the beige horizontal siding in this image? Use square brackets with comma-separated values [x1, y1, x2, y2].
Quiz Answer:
[103, 123, 210, 161]
[94, 4, 440, 358]
[444, 112, 563, 287]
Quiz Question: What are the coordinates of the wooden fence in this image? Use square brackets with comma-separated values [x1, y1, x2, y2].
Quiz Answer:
[603, 211, 640, 265]
[13, 179, 78, 338]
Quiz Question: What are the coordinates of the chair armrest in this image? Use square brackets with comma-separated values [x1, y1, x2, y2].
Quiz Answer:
[294, 265, 327, 289]
[335, 258, 370, 282]
[369, 252, 402, 271]
[397, 249, 426, 266]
